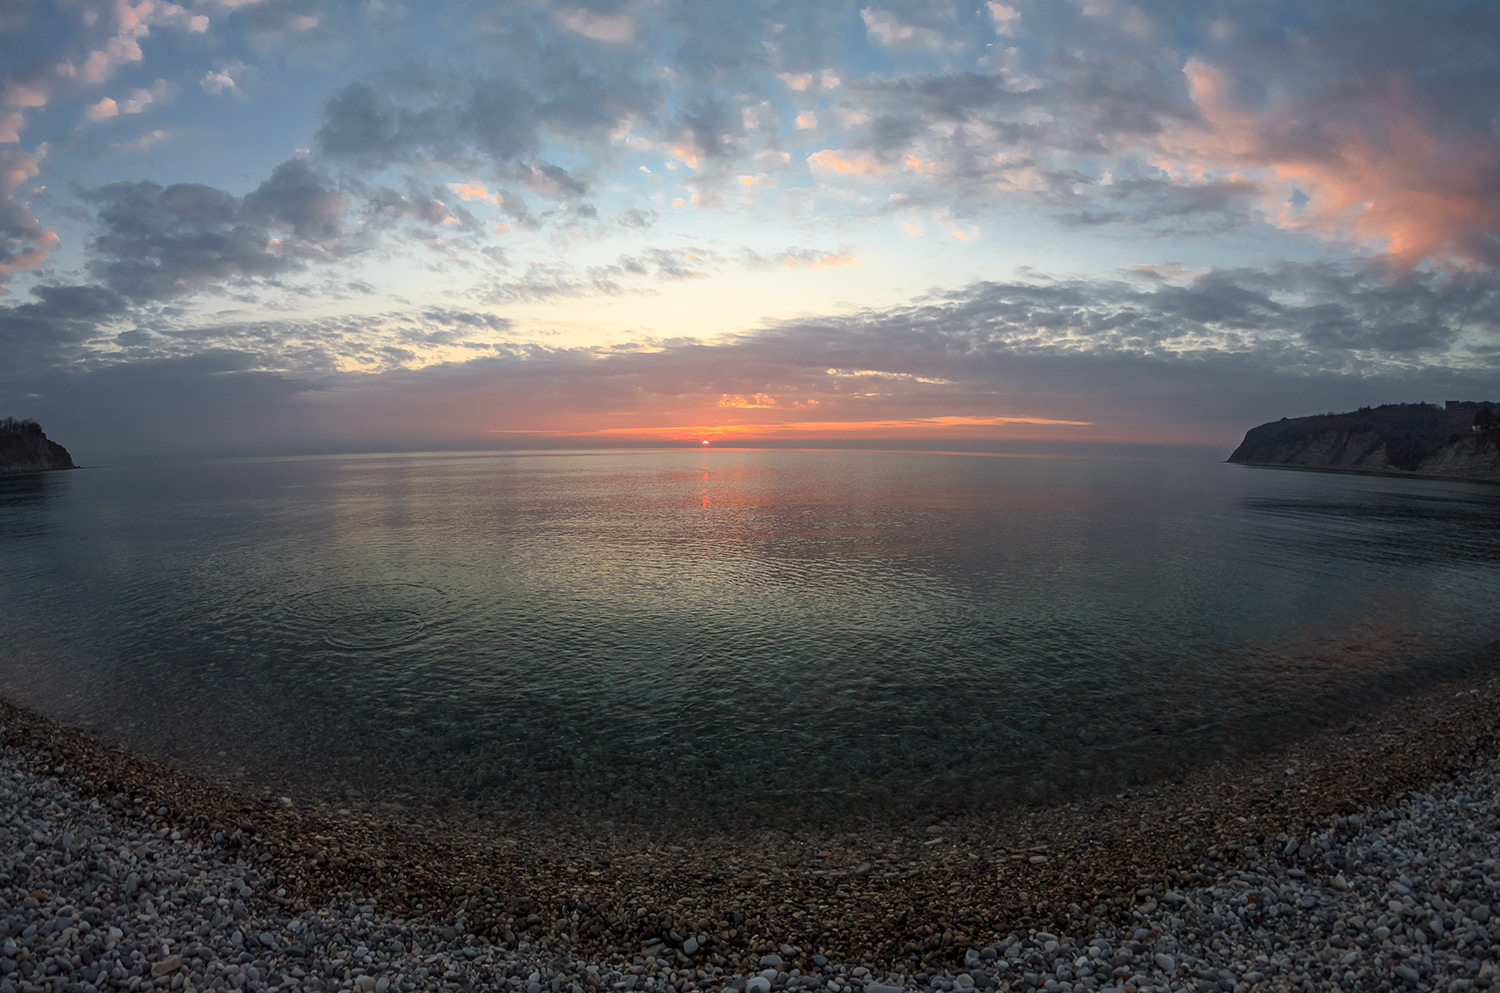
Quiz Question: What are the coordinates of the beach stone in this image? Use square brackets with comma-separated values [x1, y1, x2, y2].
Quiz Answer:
[9, 685, 1500, 993]
[151, 955, 182, 977]
[684, 937, 699, 956]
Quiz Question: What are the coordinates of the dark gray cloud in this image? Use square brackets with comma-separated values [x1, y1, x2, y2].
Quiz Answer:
[314, 47, 654, 187]
[242, 159, 348, 244]
[85, 179, 299, 302]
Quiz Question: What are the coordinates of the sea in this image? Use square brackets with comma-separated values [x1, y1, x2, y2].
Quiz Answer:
[2, 448, 1498, 831]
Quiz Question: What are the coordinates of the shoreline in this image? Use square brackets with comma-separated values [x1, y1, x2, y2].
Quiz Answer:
[3, 658, 1500, 981]
[1225, 459, 1500, 485]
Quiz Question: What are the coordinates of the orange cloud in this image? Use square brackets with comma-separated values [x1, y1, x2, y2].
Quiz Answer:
[1160, 57, 1500, 268]
[807, 149, 884, 176]
[489, 414, 1091, 443]
[718, 393, 778, 408]
[84, 97, 119, 122]
[0, 147, 59, 287]
[782, 252, 859, 270]
[451, 181, 501, 205]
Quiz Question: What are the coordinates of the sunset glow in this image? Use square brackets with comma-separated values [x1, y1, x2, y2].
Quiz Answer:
[0, 1, 1496, 461]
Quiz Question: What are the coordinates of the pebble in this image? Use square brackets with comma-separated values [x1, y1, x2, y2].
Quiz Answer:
[3, 717, 1500, 993]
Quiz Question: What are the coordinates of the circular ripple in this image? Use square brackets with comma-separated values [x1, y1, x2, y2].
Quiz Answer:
[279, 583, 447, 650]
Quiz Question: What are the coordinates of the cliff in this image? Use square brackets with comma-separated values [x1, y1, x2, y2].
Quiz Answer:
[0, 418, 77, 474]
[1228, 402, 1500, 482]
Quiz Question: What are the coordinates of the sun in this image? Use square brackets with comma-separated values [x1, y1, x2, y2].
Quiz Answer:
[701, 439, 711, 446]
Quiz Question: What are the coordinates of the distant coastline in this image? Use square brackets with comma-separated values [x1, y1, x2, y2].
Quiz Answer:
[1228, 401, 1500, 482]
[0, 418, 76, 475]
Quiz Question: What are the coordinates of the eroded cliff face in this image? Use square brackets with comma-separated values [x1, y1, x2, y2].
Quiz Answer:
[1231, 429, 1396, 472]
[1415, 434, 1500, 479]
[1229, 403, 1500, 482]
[0, 429, 76, 473]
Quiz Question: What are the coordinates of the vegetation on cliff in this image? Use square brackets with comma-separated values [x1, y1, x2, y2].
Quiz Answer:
[0, 418, 76, 473]
[1228, 402, 1500, 481]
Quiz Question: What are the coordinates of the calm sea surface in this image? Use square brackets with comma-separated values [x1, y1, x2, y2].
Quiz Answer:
[2, 449, 1499, 829]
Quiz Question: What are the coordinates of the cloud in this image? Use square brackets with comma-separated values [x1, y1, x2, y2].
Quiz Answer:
[78, 157, 352, 304]
[242, 158, 347, 245]
[85, 97, 119, 122]
[200, 67, 241, 96]
[479, 245, 718, 302]
[85, 179, 292, 301]
[58, 0, 205, 87]
[815, 1, 1500, 265]
[313, 54, 654, 190]
[859, 7, 947, 50]
[451, 181, 502, 205]
[7, 255, 1499, 459]
[781, 251, 858, 270]
[807, 149, 885, 176]
[986, 3, 1018, 35]
[556, 6, 636, 44]
[82, 80, 168, 124]
[119, 128, 172, 152]
[1156, 34, 1500, 268]
[0, 146, 59, 290]
[121, 80, 169, 114]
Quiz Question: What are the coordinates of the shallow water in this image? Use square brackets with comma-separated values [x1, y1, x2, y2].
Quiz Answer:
[2, 449, 1498, 828]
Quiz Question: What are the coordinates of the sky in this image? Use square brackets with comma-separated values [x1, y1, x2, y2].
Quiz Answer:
[1, 0, 1498, 462]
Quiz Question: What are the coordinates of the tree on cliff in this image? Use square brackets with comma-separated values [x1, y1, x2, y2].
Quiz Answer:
[0, 417, 43, 436]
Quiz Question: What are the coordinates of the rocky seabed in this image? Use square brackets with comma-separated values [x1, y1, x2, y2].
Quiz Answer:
[2, 728, 1498, 993]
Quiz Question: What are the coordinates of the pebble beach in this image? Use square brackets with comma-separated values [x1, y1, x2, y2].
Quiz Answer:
[3, 669, 1499, 993]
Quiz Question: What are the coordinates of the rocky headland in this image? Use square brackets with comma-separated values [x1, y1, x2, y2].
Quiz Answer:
[0, 418, 75, 474]
[1228, 401, 1500, 482]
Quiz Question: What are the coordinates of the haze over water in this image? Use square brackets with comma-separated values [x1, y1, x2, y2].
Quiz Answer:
[3, 449, 1499, 831]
